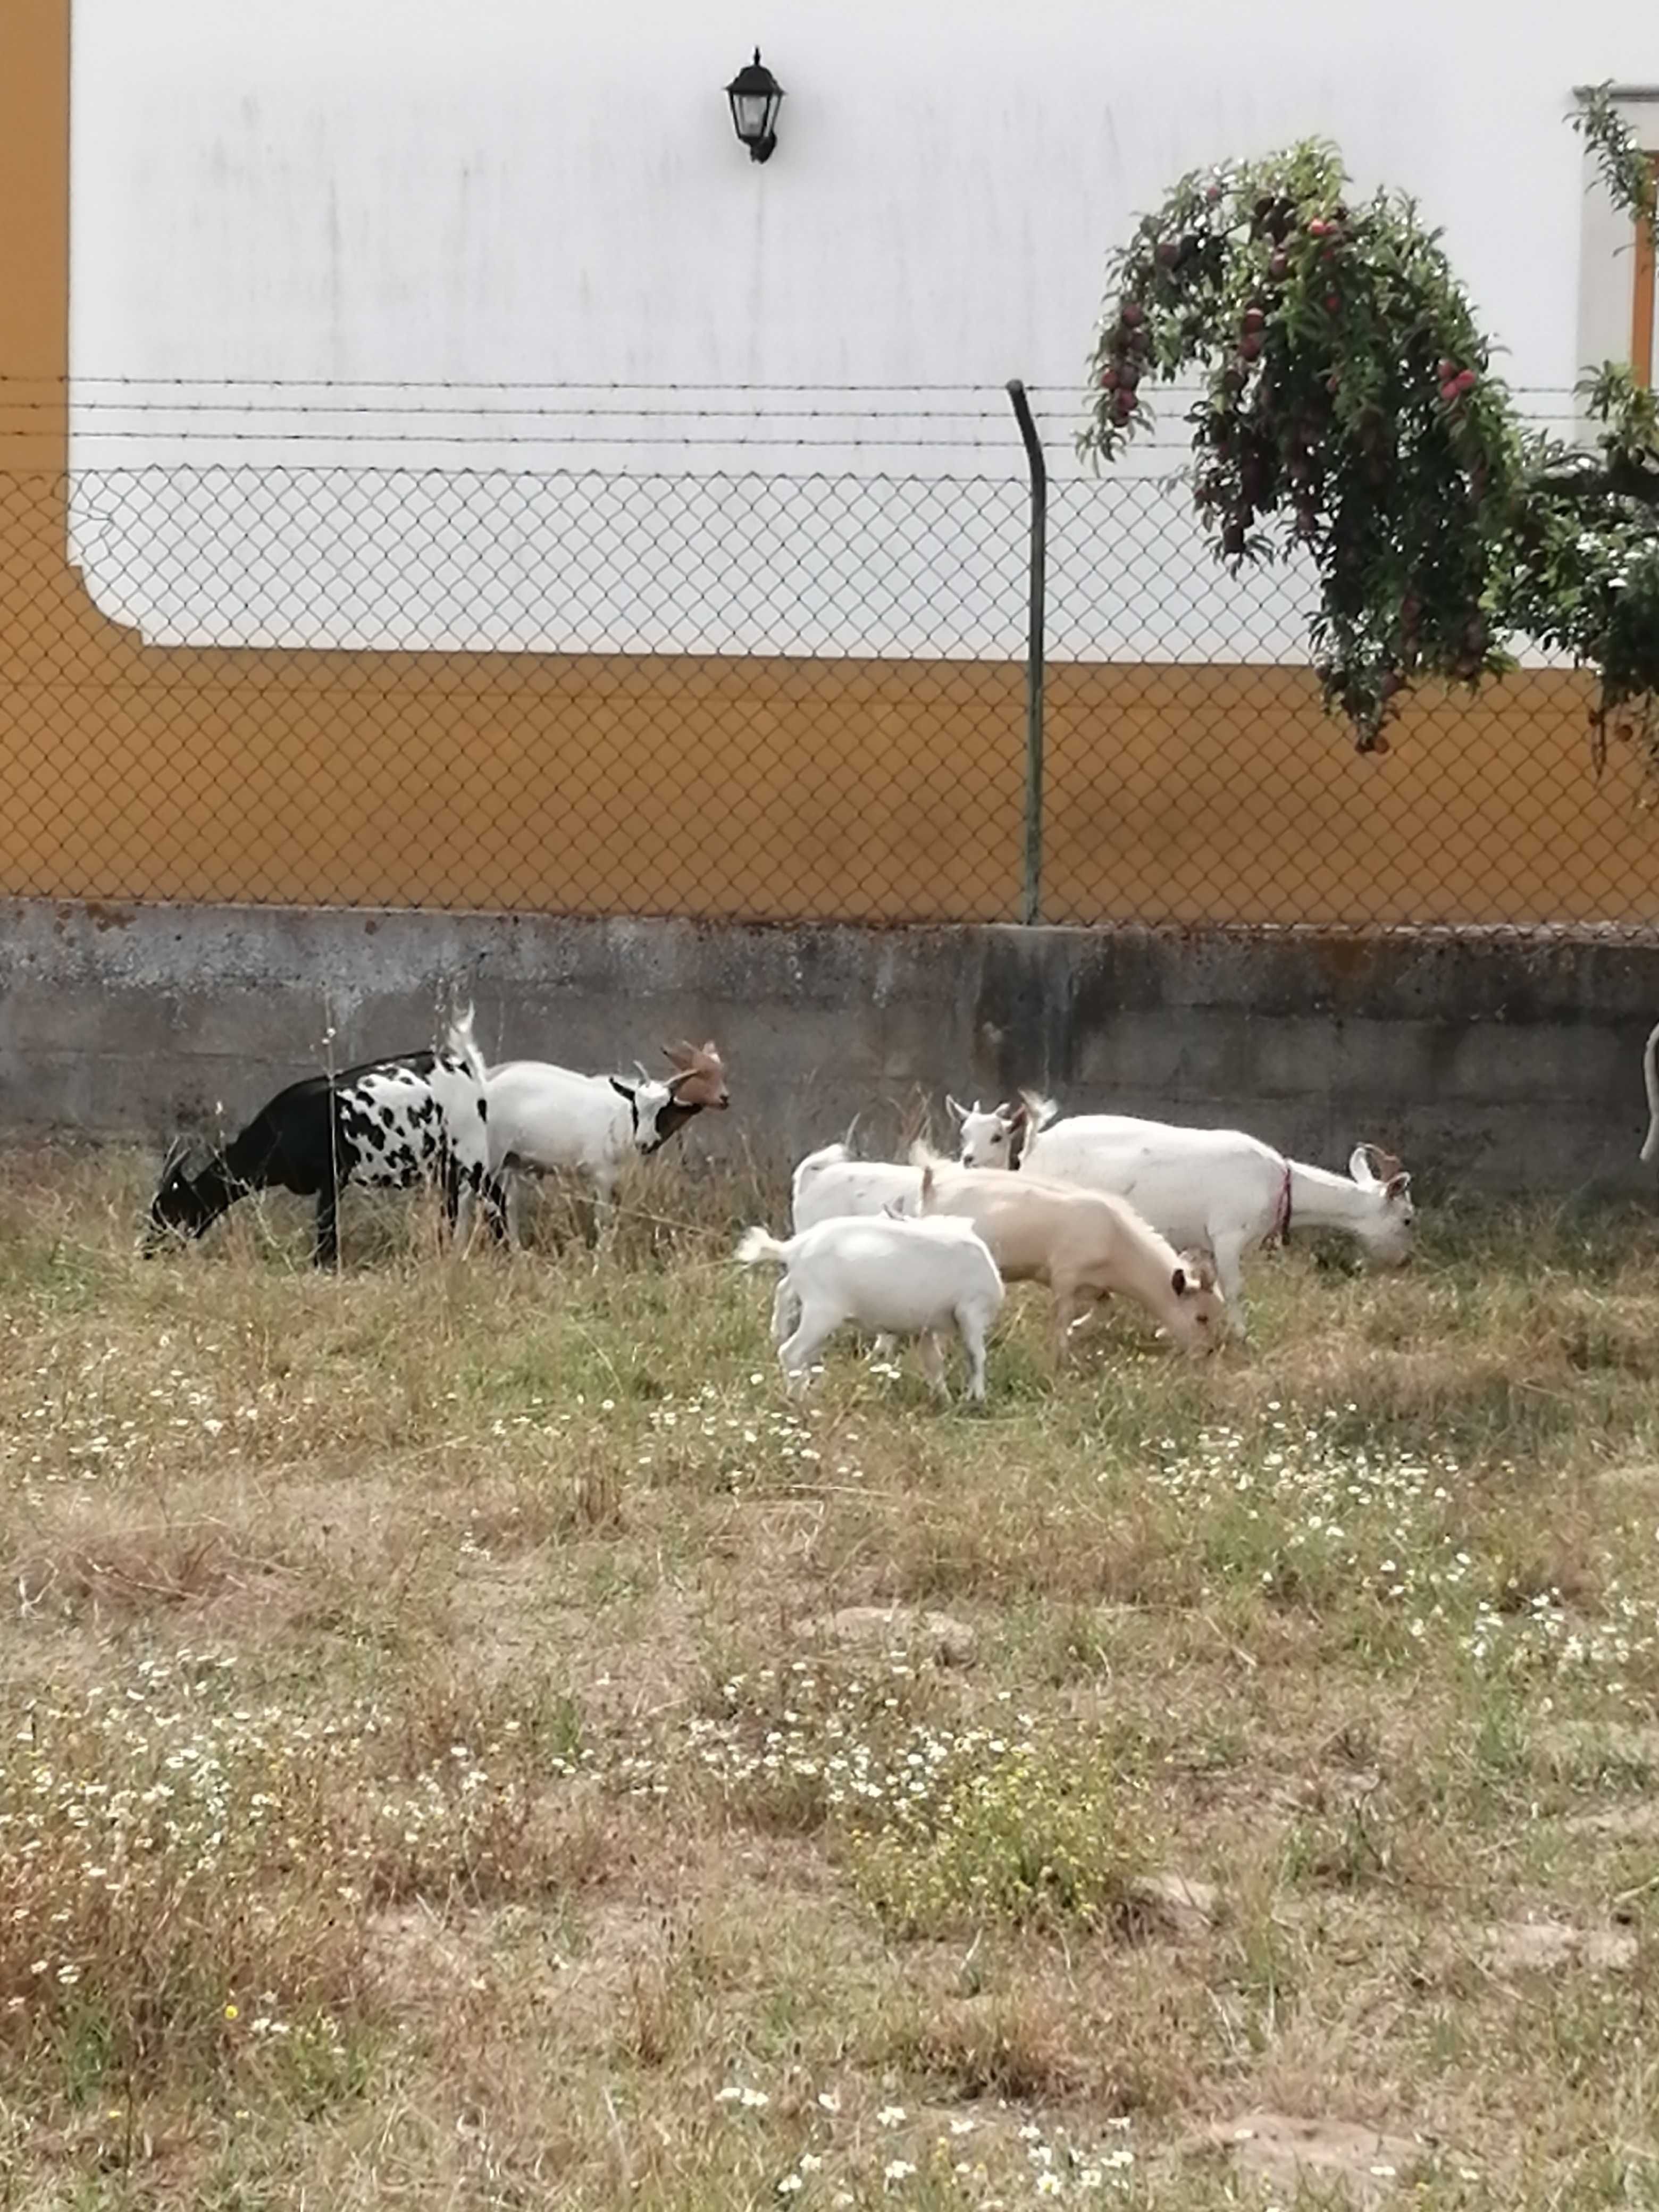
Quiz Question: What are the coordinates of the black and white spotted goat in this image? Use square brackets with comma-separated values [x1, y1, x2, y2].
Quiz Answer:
[144, 1009, 491, 1267]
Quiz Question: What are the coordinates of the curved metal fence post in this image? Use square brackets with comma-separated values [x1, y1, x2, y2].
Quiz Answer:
[1006, 379, 1047, 926]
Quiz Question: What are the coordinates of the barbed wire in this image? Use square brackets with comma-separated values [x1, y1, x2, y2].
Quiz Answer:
[0, 373, 1592, 395]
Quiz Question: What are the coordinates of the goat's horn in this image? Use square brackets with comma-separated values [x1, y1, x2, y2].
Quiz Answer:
[842, 1110, 862, 1155]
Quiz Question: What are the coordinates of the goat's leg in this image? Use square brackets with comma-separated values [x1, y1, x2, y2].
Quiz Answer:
[777, 1307, 836, 1398]
[453, 1172, 479, 1253]
[479, 1174, 510, 1244]
[916, 1330, 950, 1402]
[1050, 1284, 1082, 1365]
[504, 1170, 532, 1250]
[588, 1172, 618, 1254]
[956, 1309, 990, 1404]
[1210, 1233, 1251, 1338]
[769, 1274, 800, 1347]
[438, 1155, 476, 1252]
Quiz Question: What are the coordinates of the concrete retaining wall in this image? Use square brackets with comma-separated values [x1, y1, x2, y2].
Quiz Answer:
[2, 897, 1656, 1194]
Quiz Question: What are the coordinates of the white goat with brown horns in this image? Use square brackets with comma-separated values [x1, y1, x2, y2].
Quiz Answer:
[481, 1038, 728, 1244]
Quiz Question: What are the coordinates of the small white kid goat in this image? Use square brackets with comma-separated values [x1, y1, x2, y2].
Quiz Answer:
[482, 1039, 727, 1243]
[951, 1092, 1413, 1333]
[914, 1151, 1224, 1358]
[778, 1137, 925, 1347]
[736, 1192, 1004, 1402]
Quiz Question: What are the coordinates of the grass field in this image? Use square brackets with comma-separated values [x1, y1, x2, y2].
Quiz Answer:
[4, 1144, 1659, 2209]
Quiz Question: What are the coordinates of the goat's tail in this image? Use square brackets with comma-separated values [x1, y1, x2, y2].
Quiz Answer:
[447, 1002, 488, 1088]
[792, 1141, 850, 1186]
[1641, 1021, 1659, 1165]
[736, 1225, 792, 1270]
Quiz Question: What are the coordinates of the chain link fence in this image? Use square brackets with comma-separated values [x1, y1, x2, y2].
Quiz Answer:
[0, 390, 1652, 932]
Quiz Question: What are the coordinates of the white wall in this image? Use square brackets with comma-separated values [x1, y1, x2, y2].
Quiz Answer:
[66, 0, 1659, 654]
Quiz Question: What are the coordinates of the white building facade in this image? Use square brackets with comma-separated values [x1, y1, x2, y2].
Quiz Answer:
[66, 0, 1659, 656]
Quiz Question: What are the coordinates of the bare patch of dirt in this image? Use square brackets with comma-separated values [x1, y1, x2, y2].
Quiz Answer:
[365, 1901, 496, 2007]
[1482, 1919, 1638, 1974]
[1191, 2111, 1428, 2201]
[1565, 1803, 1659, 1840]
[1534, 1721, 1659, 1780]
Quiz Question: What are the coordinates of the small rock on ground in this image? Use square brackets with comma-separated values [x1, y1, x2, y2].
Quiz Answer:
[1127, 1871, 1221, 1935]
[808, 1605, 976, 1666]
[1482, 1918, 1637, 1974]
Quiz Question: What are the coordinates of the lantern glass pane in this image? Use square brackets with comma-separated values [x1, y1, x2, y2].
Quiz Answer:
[732, 91, 770, 139]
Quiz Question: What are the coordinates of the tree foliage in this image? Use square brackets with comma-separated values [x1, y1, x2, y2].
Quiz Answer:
[1080, 90, 1659, 758]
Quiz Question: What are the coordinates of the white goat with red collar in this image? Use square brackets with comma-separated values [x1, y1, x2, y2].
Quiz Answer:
[950, 1091, 1413, 1334]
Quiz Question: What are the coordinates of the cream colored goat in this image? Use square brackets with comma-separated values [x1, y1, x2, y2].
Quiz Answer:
[912, 1150, 1224, 1358]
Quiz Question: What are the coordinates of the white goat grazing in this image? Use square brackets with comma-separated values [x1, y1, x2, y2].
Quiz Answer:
[914, 1152, 1224, 1358]
[952, 1093, 1413, 1332]
[778, 1138, 926, 1347]
[735, 1200, 1004, 1402]
[1640, 1020, 1659, 1164]
[482, 1039, 728, 1244]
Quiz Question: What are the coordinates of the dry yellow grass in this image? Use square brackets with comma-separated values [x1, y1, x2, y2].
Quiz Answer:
[4, 1141, 1659, 2208]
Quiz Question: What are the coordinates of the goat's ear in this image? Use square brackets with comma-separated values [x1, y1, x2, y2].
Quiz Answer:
[610, 1076, 637, 1102]
[1006, 1099, 1027, 1130]
[1347, 1143, 1378, 1188]
[1386, 1171, 1412, 1200]
[1179, 1248, 1217, 1292]
[945, 1094, 967, 1126]
[1170, 1264, 1189, 1297]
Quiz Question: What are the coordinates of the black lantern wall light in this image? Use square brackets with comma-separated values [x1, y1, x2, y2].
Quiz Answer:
[725, 48, 784, 163]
